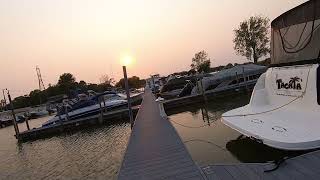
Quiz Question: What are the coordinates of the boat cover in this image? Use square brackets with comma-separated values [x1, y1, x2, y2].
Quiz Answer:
[271, 0, 320, 65]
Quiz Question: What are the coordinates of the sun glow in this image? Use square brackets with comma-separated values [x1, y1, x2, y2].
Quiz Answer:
[121, 55, 134, 67]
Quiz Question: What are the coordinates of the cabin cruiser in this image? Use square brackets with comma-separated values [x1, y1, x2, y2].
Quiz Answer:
[160, 75, 195, 99]
[222, 0, 320, 150]
[190, 64, 267, 96]
[42, 91, 143, 127]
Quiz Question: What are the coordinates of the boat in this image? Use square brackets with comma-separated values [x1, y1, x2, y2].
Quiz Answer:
[42, 91, 143, 127]
[191, 64, 267, 96]
[0, 115, 13, 128]
[222, 0, 320, 150]
[27, 107, 48, 119]
[160, 75, 197, 99]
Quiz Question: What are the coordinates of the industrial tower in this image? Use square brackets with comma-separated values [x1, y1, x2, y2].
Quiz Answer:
[36, 66, 46, 91]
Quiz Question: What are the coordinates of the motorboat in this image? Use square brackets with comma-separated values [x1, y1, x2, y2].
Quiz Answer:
[222, 0, 320, 150]
[160, 75, 194, 99]
[28, 108, 48, 119]
[191, 64, 267, 95]
[42, 91, 143, 127]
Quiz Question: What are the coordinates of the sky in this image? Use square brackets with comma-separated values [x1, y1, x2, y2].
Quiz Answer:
[0, 0, 307, 97]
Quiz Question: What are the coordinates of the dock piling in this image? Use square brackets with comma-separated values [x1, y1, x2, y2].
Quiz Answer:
[57, 105, 63, 125]
[64, 105, 69, 121]
[98, 97, 103, 124]
[25, 116, 30, 130]
[122, 65, 134, 129]
[7, 90, 20, 138]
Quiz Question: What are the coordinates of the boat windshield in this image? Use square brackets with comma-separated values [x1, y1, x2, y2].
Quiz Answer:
[271, 0, 320, 65]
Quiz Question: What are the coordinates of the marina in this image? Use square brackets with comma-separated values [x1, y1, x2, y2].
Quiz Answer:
[1, 0, 319, 179]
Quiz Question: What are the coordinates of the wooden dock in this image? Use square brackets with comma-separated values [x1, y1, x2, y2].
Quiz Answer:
[118, 90, 205, 180]
[163, 84, 252, 110]
[18, 106, 140, 141]
[201, 149, 320, 180]
[118, 89, 320, 180]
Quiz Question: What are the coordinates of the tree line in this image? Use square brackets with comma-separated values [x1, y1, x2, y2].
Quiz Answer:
[190, 15, 270, 74]
[10, 73, 145, 109]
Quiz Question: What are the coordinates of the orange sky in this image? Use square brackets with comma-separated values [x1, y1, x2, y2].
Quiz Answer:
[0, 0, 306, 97]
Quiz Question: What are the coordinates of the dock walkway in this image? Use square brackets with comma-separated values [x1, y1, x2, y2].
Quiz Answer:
[118, 90, 205, 180]
[202, 149, 320, 180]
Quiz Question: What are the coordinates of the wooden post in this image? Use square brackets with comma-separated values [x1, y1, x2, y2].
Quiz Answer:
[7, 91, 20, 138]
[57, 105, 63, 125]
[204, 106, 210, 126]
[123, 66, 134, 129]
[25, 116, 30, 130]
[199, 76, 207, 102]
[98, 97, 103, 124]
[102, 96, 107, 113]
[64, 105, 69, 121]
[243, 66, 248, 92]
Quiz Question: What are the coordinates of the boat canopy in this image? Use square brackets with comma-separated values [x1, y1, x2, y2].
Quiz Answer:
[271, 0, 320, 66]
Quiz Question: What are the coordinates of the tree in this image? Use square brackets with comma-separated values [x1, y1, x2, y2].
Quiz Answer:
[57, 73, 76, 95]
[115, 76, 145, 89]
[58, 73, 76, 85]
[99, 74, 115, 86]
[233, 15, 270, 63]
[191, 50, 211, 73]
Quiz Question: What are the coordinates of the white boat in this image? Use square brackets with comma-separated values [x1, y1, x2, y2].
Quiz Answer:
[191, 64, 266, 95]
[222, 0, 320, 150]
[42, 92, 143, 127]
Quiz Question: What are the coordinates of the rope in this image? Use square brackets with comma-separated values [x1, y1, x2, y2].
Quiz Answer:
[169, 119, 212, 128]
[222, 65, 311, 118]
[184, 139, 227, 151]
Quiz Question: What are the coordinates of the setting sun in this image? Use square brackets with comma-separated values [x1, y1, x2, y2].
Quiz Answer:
[121, 55, 134, 67]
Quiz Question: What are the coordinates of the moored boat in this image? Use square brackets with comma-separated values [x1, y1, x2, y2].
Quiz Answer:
[222, 0, 320, 150]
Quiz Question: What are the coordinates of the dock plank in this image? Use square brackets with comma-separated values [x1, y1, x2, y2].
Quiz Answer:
[117, 90, 204, 180]
[202, 150, 320, 180]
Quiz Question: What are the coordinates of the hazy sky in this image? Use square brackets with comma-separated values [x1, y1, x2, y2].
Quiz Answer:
[0, 0, 307, 97]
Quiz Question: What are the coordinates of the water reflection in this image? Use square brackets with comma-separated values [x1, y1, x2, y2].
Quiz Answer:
[0, 116, 131, 180]
[226, 136, 309, 163]
[168, 94, 309, 166]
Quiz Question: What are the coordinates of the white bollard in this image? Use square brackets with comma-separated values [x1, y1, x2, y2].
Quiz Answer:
[156, 97, 167, 118]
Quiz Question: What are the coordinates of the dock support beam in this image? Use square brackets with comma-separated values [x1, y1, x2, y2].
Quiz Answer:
[98, 97, 103, 124]
[25, 117, 30, 130]
[123, 66, 134, 129]
[7, 90, 20, 138]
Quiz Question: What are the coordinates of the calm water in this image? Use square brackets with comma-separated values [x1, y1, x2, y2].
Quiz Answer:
[0, 95, 307, 179]
[167, 94, 306, 166]
[0, 116, 131, 180]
